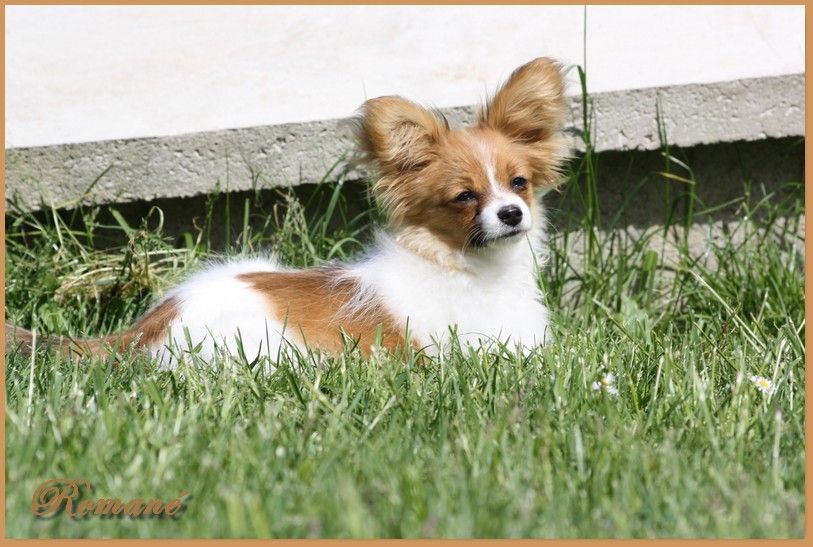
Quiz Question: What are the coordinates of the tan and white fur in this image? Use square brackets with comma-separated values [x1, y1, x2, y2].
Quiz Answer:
[6, 58, 569, 367]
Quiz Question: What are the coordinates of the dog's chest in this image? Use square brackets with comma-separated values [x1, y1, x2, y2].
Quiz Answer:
[361, 247, 550, 350]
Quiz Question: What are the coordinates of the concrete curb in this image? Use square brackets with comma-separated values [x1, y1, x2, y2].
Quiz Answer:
[5, 73, 804, 213]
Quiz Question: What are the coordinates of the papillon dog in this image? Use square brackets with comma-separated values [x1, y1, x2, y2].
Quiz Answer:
[6, 58, 569, 366]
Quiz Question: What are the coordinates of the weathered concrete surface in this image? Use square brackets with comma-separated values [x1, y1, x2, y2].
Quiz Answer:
[42, 137, 800, 253]
[5, 74, 804, 213]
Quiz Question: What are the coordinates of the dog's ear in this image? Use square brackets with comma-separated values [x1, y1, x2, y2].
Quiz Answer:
[353, 96, 449, 176]
[479, 58, 567, 145]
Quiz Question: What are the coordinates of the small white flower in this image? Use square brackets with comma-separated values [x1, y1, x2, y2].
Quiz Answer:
[369, 345, 388, 362]
[275, 446, 286, 458]
[750, 375, 775, 395]
[592, 372, 618, 395]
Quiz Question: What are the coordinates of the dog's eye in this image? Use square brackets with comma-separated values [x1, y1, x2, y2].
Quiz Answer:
[454, 191, 477, 203]
[511, 177, 528, 189]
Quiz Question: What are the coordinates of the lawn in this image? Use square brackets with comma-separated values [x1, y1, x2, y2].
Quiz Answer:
[4, 134, 805, 537]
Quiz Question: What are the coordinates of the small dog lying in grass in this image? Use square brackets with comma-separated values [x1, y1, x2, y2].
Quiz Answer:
[6, 58, 569, 366]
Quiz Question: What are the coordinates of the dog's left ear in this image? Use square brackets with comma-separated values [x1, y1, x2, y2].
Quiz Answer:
[480, 57, 567, 143]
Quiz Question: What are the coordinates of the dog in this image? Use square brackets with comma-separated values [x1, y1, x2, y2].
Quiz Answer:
[6, 58, 568, 367]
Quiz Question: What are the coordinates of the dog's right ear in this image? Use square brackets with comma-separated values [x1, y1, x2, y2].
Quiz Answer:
[353, 96, 449, 176]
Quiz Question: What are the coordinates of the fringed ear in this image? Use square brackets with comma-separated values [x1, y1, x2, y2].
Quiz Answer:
[353, 96, 449, 176]
[480, 57, 567, 144]
[352, 96, 450, 223]
[479, 58, 569, 187]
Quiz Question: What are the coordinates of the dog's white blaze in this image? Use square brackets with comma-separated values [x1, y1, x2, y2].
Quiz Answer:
[484, 160, 500, 194]
[476, 142, 532, 239]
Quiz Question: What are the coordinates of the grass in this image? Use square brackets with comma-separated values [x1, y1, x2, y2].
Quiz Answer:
[3, 98, 805, 537]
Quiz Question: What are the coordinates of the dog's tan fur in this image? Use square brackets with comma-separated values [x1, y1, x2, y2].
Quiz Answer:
[5, 298, 180, 359]
[236, 269, 406, 355]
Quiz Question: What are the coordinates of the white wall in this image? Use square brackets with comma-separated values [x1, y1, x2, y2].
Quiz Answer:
[5, 5, 805, 148]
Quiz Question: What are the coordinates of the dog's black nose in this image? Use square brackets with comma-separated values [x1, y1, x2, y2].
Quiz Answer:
[497, 205, 523, 227]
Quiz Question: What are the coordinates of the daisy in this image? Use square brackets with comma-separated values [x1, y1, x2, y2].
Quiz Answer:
[592, 372, 618, 395]
[750, 375, 775, 395]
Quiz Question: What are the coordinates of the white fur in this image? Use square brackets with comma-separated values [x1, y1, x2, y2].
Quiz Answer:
[148, 258, 298, 369]
[479, 185, 532, 241]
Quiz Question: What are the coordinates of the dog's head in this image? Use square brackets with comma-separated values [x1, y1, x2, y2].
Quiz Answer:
[354, 57, 568, 252]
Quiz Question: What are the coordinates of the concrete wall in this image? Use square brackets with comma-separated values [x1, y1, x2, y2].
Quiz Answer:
[5, 5, 805, 147]
[5, 74, 804, 213]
